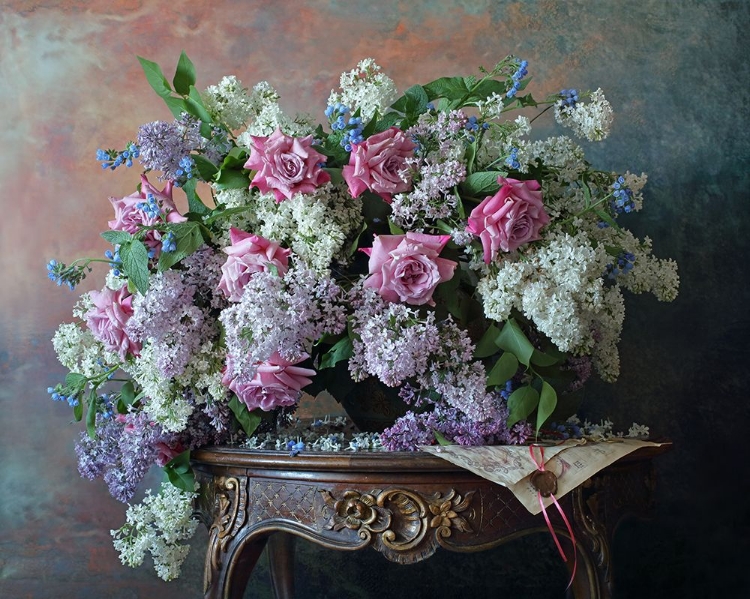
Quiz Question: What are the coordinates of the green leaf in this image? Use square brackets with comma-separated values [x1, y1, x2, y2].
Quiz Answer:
[186, 85, 213, 124]
[594, 208, 619, 230]
[86, 389, 97, 439]
[433, 430, 453, 446]
[388, 220, 405, 235]
[390, 84, 429, 115]
[346, 222, 368, 258]
[495, 319, 534, 367]
[374, 111, 402, 132]
[423, 76, 471, 101]
[222, 146, 250, 168]
[65, 372, 87, 391]
[320, 336, 354, 370]
[325, 167, 344, 187]
[465, 142, 477, 175]
[228, 396, 262, 437]
[157, 221, 205, 271]
[530, 348, 564, 368]
[181, 177, 210, 215]
[164, 450, 195, 492]
[474, 323, 502, 358]
[471, 78, 514, 103]
[120, 381, 136, 406]
[172, 51, 196, 96]
[460, 171, 501, 197]
[486, 352, 519, 387]
[506, 385, 540, 427]
[73, 397, 83, 422]
[514, 93, 539, 108]
[101, 230, 132, 245]
[137, 56, 172, 98]
[162, 96, 189, 120]
[536, 380, 557, 431]
[120, 239, 150, 295]
[215, 167, 251, 190]
[192, 154, 219, 181]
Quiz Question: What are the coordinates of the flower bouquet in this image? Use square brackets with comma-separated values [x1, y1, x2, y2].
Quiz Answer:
[48, 53, 678, 579]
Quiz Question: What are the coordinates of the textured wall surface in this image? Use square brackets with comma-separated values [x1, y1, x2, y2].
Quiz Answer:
[1, 1, 748, 597]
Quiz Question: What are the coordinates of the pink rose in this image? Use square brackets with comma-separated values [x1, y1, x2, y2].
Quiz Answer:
[108, 175, 187, 256]
[85, 285, 141, 360]
[244, 129, 330, 202]
[466, 177, 550, 263]
[222, 352, 316, 412]
[153, 441, 185, 467]
[217, 228, 291, 301]
[343, 127, 415, 202]
[362, 232, 457, 306]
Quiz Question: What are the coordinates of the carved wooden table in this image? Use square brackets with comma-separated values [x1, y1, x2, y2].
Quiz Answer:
[192, 445, 668, 599]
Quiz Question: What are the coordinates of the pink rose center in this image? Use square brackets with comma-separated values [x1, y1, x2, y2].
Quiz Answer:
[276, 152, 304, 183]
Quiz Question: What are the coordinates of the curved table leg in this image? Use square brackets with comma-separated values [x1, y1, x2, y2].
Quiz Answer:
[205, 535, 268, 599]
[268, 533, 296, 599]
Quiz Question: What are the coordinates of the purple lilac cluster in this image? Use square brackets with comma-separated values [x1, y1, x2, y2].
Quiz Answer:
[390, 110, 469, 229]
[180, 246, 227, 310]
[380, 399, 532, 451]
[414, 318, 498, 422]
[176, 396, 233, 449]
[348, 289, 442, 386]
[563, 355, 593, 392]
[75, 412, 164, 503]
[137, 116, 202, 182]
[126, 271, 213, 379]
[220, 266, 347, 384]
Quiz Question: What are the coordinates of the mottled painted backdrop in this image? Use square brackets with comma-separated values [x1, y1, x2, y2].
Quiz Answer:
[1, 1, 748, 597]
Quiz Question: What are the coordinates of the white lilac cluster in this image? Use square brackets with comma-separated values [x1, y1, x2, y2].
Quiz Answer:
[203, 76, 313, 138]
[327, 58, 398, 122]
[251, 185, 364, 273]
[201, 75, 255, 132]
[220, 266, 347, 383]
[111, 482, 198, 582]
[124, 343, 195, 433]
[243, 415, 385, 452]
[52, 323, 114, 377]
[479, 231, 610, 352]
[554, 88, 614, 142]
[475, 115, 534, 175]
[527, 136, 588, 192]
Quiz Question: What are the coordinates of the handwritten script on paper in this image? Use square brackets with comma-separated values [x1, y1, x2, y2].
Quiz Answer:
[420, 439, 667, 514]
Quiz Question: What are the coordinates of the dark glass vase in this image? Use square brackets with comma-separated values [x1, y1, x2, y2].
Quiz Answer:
[338, 376, 412, 433]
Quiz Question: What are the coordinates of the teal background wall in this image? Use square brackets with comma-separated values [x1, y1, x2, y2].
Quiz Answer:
[1, 1, 748, 597]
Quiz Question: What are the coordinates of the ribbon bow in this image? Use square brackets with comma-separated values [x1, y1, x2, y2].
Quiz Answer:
[529, 445, 577, 589]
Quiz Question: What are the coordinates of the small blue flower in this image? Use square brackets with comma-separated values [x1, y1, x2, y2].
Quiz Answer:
[286, 440, 305, 457]
[505, 147, 521, 170]
[559, 88, 579, 108]
[161, 231, 177, 253]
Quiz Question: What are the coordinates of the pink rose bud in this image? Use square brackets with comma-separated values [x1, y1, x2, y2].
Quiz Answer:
[217, 228, 291, 301]
[244, 129, 330, 202]
[362, 232, 457, 306]
[108, 175, 187, 257]
[343, 126, 415, 202]
[85, 285, 141, 360]
[466, 177, 550, 263]
[222, 352, 316, 412]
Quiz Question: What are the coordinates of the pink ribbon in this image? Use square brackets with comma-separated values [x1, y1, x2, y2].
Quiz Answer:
[529, 445, 578, 589]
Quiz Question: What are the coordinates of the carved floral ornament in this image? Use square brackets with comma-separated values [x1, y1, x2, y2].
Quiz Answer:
[321, 487, 475, 551]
